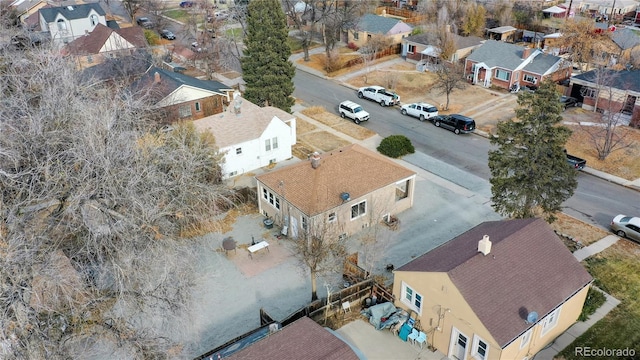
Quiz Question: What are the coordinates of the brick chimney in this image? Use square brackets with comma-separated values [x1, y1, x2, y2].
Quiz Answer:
[154, 71, 161, 83]
[478, 235, 492, 256]
[522, 47, 533, 59]
[310, 152, 321, 169]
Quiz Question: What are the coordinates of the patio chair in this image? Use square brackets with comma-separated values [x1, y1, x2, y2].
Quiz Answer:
[415, 331, 427, 349]
[407, 328, 419, 344]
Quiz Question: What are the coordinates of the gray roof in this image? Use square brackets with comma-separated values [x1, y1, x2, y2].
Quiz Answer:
[396, 218, 592, 348]
[405, 33, 483, 50]
[467, 40, 528, 69]
[467, 40, 561, 72]
[523, 52, 562, 75]
[488, 25, 517, 34]
[40, 3, 105, 22]
[612, 28, 640, 50]
[135, 66, 232, 96]
[357, 13, 402, 35]
[573, 69, 640, 93]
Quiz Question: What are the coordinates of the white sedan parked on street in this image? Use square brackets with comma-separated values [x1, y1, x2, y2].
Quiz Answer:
[400, 102, 439, 121]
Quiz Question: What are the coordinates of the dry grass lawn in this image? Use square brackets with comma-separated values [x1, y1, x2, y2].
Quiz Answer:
[564, 117, 640, 180]
[301, 107, 376, 141]
[550, 212, 610, 246]
[299, 131, 351, 152]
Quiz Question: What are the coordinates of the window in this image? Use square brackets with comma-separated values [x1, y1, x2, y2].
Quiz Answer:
[495, 69, 510, 81]
[328, 212, 336, 222]
[57, 19, 67, 31]
[523, 74, 537, 84]
[472, 335, 489, 360]
[582, 87, 597, 98]
[520, 329, 532, 349]
[87, 55, 93, 64]
[235, 147, 242, 155]
[396, 179, 409, 201]
[262, 187, 280, 210]
[195, 102, 201, 112]
[350, 200, 366, 219]
[353, 32, 359, 40]
[401, 282, 422, 313]
[90, 14, 98, 26]
[541, 306, 561, 336]
[179, 105, 192, 118]
[272, 137, 278, 149]
[408, 44, 416, 54]
[265, 139, 271, 151]
[301, 216, 307, 230]
[228, 171, 237, 177]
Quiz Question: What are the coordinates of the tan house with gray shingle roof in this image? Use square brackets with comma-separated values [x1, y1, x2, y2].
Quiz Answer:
[193, 95, 296, 179]
[256, 144, 416, 239]
[393, 218, 592, 360]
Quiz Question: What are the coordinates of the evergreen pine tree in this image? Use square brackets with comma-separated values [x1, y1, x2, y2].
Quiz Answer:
[241, 0, 295, 112]
[488, 80, 578, 221]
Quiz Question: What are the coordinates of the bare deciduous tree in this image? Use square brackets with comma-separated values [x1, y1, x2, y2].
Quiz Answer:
[289, 217, 347, 301]
[360, 34, 392, 84]
[578, 68, 632, 160]
[0, 47, 229, 358]
[433, 62, 467, 111]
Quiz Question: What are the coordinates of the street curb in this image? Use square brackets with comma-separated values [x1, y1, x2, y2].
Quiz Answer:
[292, 61, 640, 193]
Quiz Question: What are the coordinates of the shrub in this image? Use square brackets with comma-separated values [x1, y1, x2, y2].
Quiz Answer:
[578, 286, 607, 321]
[377, 135, 415, 158]
[347, 42, 359, 51]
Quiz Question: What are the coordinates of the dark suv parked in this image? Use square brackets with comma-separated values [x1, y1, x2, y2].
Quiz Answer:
[431, 114, 476, 134]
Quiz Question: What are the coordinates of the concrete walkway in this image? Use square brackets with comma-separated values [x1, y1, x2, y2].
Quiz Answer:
[573, 235, 620, 262]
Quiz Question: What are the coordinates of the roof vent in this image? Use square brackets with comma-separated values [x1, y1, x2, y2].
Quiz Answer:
[478, 235, 492, 256]
[340, 192, 350, 202]
[310, 152, 321, 169]
[526, 311, 538, 324]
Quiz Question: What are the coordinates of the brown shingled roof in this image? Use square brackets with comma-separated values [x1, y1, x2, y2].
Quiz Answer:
[192, 98, 293, 148]
[396, 218, 592, 348]
[227, 317, 359, 360]
[256, 144, 416, 216]
[62, 24, 146, 56]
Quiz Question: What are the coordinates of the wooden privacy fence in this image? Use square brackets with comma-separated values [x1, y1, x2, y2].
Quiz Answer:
[340, 44, 402, 70]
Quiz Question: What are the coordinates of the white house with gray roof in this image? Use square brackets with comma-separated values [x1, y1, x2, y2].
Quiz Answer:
[192, 95, 296, 180]
[464, 40, 571, 91]
[38, 3, 106, 47]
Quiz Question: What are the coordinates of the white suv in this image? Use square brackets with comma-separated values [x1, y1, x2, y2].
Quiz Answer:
[339, 101, 370, 124]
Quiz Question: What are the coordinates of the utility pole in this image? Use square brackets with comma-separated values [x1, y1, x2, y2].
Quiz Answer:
[565, 0, 573, 20]
[608, 0, 616, 27]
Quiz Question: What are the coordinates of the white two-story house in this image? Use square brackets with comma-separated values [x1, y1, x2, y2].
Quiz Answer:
[192, 94, 297, 179]
[39, 3, 107, 47]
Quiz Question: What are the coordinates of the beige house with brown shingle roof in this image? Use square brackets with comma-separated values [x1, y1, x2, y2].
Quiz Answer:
[193, 96, 296, 179]
[61, 23, 147, 69]
[393, 218, 592, 360]
[255, 144, 416, 239]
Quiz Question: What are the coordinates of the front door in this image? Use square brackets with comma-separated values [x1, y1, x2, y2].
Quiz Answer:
[449, 328, 468, 360]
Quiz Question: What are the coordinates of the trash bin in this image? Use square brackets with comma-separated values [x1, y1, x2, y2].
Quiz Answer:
[263, 218, 274, 229]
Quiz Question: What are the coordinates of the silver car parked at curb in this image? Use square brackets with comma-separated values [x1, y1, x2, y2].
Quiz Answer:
[611, 215, 640, 242]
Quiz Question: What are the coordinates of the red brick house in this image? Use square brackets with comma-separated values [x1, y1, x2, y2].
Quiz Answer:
[132, 67, 234, 124]
[465, 40, 571, 91]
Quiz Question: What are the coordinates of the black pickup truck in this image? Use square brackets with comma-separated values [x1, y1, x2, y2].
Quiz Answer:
[565, 151, 586, 170]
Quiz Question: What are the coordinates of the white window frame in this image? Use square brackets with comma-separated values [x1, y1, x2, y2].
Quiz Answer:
[195, 102, 201, 112]
[408, 44, 416, 54]
[541, 306, 561, 336]
[400, 281, 422, 314]
[353, 32, 359, 40]
[520, 329, 532, 349]
[523, 74, 537, 84]
[495, 68, 510, 81]
[301, 216, 307, 230]
[57, 19, 67, 31]
[583, 87, 597, 98]
[265, 139, 271, 151]
[471, 335, 489, 360]
[235, 147, 242, 155]
[262, 187, 280, 210]
[350, 200, 366, 219]
[90, 14, 98, 26]
[328, 212, 336, 222]
[272, 137, 278, 149]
